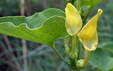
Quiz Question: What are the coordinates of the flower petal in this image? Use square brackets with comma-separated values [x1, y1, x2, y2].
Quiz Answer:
[65, 3, 82, 35]
[78, 9, 103, 51]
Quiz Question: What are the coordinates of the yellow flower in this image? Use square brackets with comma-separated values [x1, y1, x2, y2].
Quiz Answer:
[78, 9, 103, 51]
[65, 3, 82, 35]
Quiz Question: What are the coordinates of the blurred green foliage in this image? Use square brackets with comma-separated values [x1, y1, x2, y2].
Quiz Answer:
[0, 0, 113, 71]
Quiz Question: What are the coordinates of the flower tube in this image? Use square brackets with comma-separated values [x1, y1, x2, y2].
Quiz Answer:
[78, 9, 103, 51]
[77, 9, 103, 69]
[65, 3, 82, 60]
[65, 3, 82, 36]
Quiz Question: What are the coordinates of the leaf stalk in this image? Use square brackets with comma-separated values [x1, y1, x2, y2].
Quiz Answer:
[52, 45, 71, 68]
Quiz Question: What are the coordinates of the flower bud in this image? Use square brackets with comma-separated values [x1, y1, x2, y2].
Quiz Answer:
[76, 59, 84, 69]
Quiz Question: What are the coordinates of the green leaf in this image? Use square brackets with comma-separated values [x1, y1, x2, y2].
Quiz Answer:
[99, 42, 113, 55]
[81, 0, 91, 7]
[0, 8, 65, 29]
[89, 48, 113, 71]
[109, 68, 113, 71]
[81, 0, 102, 9]
[0, 9, 68, 47]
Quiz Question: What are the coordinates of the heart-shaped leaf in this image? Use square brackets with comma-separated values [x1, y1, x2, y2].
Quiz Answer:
[0, 9, 68, 47]
[89, 48, 113, 71]
[0, 8, 65, 29]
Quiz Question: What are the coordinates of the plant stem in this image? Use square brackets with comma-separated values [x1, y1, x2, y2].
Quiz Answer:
[72, 34, 78, 52]
[76, 0, 81, 11]
[82, 50, 91, 68]
[64, 38, 68, 48]
[64, 38, 69, 55]
[52, 45, 71, 68]
[77, 41, 82, 60]
[83, 6, 91, 24]
[76, 0, 81, 60]
[77, 50, 91, 69]
[70, 59, 75, 67]
[69, 34, 78, 60]
[69, 36, 72, 50]
[70, 59, 76, 71]
[69, 34, 80, 71]
[72, 35, 78, 54]
[70, 59, 80, 71]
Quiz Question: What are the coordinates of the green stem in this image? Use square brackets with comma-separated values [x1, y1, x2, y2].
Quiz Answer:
[83, 6, 91, 24]
[76, 50, 90, 69]
[72, 34, 78, 58]
[70, 59, 80, 71]
[69, 36, 72, 49]
[64, 38, 69, 55]
[70, 59, 76, 67]
[77, 41, 82, 60]
[82, 50, 91, 68]
[69, 34, 79, 71]
[52, 45, 71, 68]
[70, 59, 76, 71]
[76, 0, 81, 11]
[69, 34, 78, 60]
[64, 38, 68, 47]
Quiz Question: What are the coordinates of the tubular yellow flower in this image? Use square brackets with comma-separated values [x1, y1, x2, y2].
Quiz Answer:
[78, 9, 103, 51]
[65, 3, 82, 35]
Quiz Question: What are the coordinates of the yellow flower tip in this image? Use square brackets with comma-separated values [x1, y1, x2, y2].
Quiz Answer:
[66, 3, 71, 7]
[65, 3, 82, 36]
[98, 9, 103, 16]
[78, 9, 103, 51]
